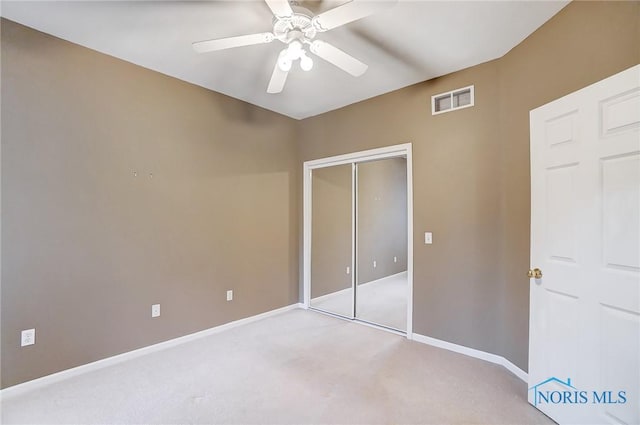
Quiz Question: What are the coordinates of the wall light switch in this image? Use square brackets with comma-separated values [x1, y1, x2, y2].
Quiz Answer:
[346, 266, 350, 275]
[21, 329, 35, 347]
[425, 232, 433, 244]
[394, 256, 398, 263]
[151, 304, 161, 318]
[226, 290, 233, 301]
[373, 260, 377, 268]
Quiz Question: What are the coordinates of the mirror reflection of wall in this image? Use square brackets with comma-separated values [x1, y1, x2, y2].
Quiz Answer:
[310, 164, 353, 318]
[356, 158, 408, 331]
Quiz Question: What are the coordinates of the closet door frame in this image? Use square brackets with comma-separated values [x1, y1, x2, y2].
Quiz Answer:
[303, 143, 414, 338]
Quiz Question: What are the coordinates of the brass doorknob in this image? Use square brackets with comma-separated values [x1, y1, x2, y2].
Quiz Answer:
[527, 268, 543, 279]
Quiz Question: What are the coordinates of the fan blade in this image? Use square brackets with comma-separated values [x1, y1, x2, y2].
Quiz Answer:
[267, 60, 289, 94]
[265, 0, 293, 18]
[310, 40, 368, 77]
[193, 32, 274, 53]
[312, 0, 397, 31]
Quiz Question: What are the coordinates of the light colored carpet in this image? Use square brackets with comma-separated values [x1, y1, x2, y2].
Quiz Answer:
[1, 309, 552, 424]
[311, 272, 408, 331]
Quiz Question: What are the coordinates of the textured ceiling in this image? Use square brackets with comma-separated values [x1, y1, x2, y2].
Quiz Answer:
[1, 0, 569, 119]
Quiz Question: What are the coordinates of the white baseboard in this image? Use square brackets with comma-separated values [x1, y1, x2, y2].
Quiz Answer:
[501, 357, 528, 383]
[412, 333, 528, 383]
[1, 303, 304, 398]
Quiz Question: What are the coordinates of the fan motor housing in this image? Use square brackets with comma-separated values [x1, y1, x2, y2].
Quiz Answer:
[273, 12, 316, 42]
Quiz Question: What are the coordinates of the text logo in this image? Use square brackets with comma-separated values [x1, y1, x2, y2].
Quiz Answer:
[529, 377, 627, 406]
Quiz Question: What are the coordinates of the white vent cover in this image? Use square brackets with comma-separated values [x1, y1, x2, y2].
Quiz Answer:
[431, 85, 474, 115]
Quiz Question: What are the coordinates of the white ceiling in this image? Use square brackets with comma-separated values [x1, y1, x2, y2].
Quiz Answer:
[2, 0, 568, 119]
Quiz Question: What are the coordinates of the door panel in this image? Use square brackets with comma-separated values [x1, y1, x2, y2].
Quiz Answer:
[310, 164, 353, 318]
[591, 76, 640, 425]
[355, 158, 408, 331]
[601, 90, 640, 135]
[600, 305, 639, 425]
[542, 289, 579, 378]
[602, 154, 640, 271]
[546, 164, 579, 262]
[529, 65, 640, 424]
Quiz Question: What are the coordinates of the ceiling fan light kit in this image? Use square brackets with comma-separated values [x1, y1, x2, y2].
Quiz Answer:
[277, 39, 313, 72]
[192, 0, 397, 94]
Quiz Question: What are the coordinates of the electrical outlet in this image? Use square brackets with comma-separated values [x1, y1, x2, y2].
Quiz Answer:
[151, 304, 161, 318]
[226, 290, 233, 301]
[21, 329, 35, 347]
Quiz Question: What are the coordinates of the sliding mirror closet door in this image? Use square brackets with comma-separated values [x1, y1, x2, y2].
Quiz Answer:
[310, 164, 353, 318]
[356, 158, 408, 331]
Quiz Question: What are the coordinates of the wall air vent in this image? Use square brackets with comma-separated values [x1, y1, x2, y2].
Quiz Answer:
[431, 85, 474, 115]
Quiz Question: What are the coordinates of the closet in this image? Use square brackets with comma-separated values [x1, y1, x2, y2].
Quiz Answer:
[305, 149, 410, 333]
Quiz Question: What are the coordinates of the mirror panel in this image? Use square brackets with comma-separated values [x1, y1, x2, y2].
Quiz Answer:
[355, 158, 408, 331]
[310, 164, 353, 318]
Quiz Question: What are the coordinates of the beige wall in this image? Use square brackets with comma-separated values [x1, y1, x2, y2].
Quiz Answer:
[1, 19, 299, 388]
[299, 1, 640, 371]
[497, 0, 640, 369]
[1, 1, 638, 388]
[300, 58, 505, 357]
[357, 158, 407, 284]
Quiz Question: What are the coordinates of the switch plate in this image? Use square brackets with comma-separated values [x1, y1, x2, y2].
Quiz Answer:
[425, 232, 433, 244]
[151, 304, 161, 318]
[226, 290, 233, 301]
[394, 256, 398, 263]
[21, 329, 35, 347]
[373, 260, 377, 268]
[346, 266, 350, 275]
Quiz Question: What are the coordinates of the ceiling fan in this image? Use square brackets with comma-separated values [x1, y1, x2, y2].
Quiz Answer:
[192, 0, 397, 94]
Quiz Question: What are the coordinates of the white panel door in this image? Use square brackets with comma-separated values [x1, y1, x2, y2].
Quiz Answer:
[529, 65, 640, 424]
